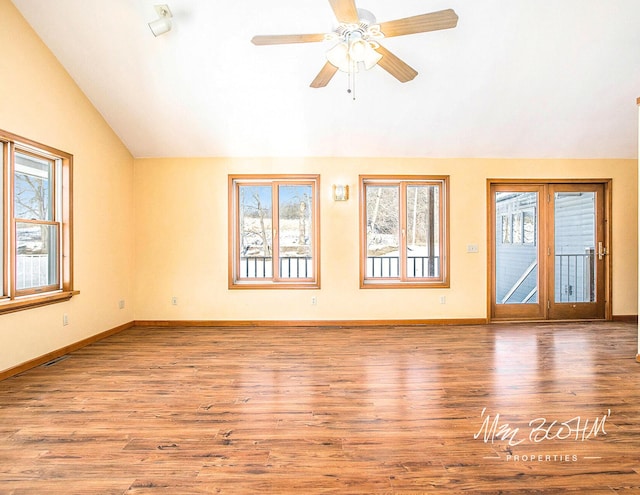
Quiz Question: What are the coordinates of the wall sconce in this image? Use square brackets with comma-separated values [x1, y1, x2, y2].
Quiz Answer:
[333, 184, 349, 201]
[149, 4, 173, 37]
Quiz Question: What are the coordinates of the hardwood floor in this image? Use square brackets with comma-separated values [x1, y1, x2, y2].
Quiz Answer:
[0, 322, 639, 494]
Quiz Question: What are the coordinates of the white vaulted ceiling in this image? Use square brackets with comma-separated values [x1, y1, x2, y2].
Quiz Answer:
[10, 0, 640, 159]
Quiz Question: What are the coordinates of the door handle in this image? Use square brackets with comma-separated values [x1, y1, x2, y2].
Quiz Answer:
[598, 242, 607, 260]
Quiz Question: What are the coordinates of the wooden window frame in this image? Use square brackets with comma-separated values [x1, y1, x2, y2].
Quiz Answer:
[359, 175, 450, 289]
[0, 129, 76, 315]
[228, 174, 320, 289]
[13, 148, 60, 297]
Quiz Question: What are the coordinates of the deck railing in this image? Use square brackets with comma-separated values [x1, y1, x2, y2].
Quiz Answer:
[555, 250, 595, 302]
[500, 250, 595, 304]
[241, 255, 441, 279]
[367, 256, 440, 278]
[240, 256, 312, 279]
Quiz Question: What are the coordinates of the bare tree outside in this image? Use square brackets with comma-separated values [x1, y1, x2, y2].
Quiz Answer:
[237, 182, 314, 280]
[364, 180, 441, 279]
[15, 156, 51, 224]
[278, 185, 312, 259]
[366, 185, 399, 257]
[239, 185, 272, 258]
[407, 185, 439, 277]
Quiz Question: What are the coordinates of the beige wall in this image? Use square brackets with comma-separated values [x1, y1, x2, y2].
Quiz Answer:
[134, 157, 637, 322]
[0, 0, 135, 372]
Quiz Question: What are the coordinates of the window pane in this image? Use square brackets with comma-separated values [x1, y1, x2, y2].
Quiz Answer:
[15, 153, 53, 221]
[366, 185, 399, 278]
[238, 185, 273, 278]
[278, 184, 313, 278]
[16, 222, 58, 291]
[406, 184, 440, 278]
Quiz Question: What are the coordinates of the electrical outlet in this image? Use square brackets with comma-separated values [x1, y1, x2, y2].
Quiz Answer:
[172, 296, 178, 306]
[118, 300, 125, 309]
[63, 313, 69, 326]
[311, 296, 317, 305]
[467, 244, 479, 253]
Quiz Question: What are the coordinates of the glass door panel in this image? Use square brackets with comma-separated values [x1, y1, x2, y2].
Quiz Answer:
[495, 191, 538, 304]
[549, 184, 605, 319]
[554, 191, 595, 303]
[491, 186, 545, 320]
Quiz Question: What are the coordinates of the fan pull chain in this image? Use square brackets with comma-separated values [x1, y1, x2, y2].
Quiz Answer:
[347, 60, 357, 100]
[352, 63, 356, 100]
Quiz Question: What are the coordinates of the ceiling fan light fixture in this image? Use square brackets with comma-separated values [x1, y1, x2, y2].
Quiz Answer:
[348, 37, 368, 62]
[352, 40, 382, 70]
[362, 44, 382, 70]
[327, 31, 381, 73]
[149, 4, 173, 37]
[326, 41, 351, 72]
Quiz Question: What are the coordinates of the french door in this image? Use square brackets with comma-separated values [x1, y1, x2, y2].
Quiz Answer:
[490, 181, 609, 321]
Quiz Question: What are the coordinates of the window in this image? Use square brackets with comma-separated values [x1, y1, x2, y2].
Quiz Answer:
[229, 175, 319, 288]
[360, 175, 449, 288]
[0, 129, 74, 314]
[499, 195, 536, 246]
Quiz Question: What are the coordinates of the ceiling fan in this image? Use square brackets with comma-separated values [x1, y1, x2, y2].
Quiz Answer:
[251, 0, 458, 90]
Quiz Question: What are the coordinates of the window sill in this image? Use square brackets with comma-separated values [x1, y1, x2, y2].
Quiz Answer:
[230, 281, 320, 290]
[360, 281, 450, 289]
[0, 290, 79, 315]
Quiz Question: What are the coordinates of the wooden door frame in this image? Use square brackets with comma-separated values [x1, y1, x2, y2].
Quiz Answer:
[487, 178, 612, 322]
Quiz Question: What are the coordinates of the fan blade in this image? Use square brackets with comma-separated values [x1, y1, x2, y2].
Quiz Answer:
[328, 0, 359, 23]
[310, 62, 339, 88]
[251, 34, 325, 45]
[379, 9, 458, 38]
[375, 45, 418, 83]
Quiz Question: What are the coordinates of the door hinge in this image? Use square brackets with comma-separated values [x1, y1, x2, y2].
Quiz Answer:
[598, 241, 607, 260]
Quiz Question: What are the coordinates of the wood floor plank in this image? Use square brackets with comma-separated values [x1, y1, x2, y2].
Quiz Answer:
[0, 322, 639, 493]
